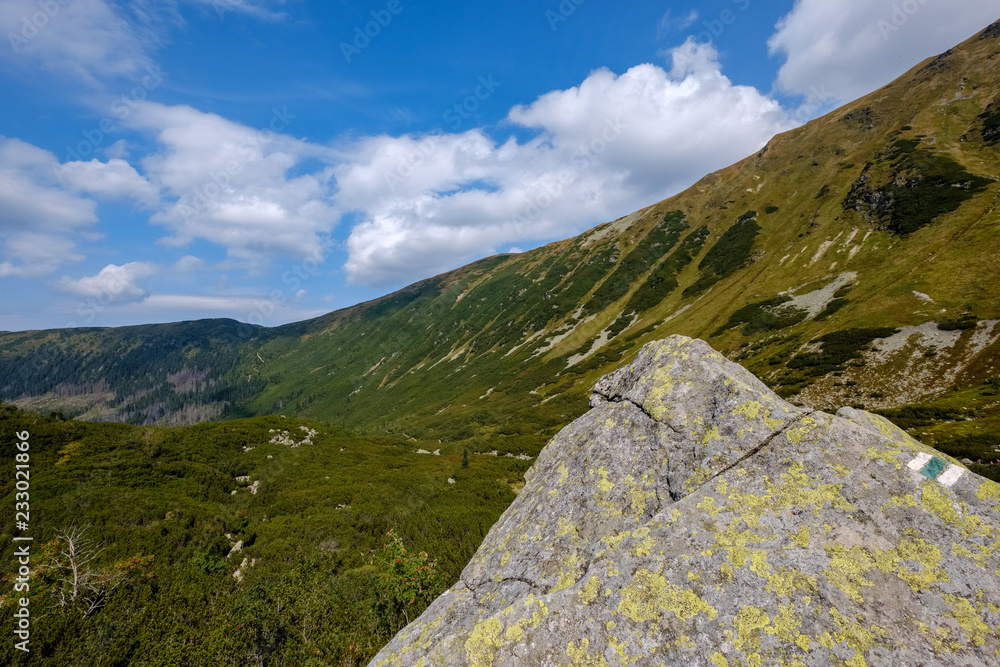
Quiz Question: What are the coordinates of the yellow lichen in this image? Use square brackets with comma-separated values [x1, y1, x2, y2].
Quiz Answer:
[823, 536, 948, 601]
[558, 462, 570, 485]
[791, 526, 810, 548]
[566, 638, 609, 666]
[975, 479, 1000, 506]
[464, 618, 503, 667]
[708, 653, 729, 667]
[830, 607, 881, 667]
[943, 594, 993, 646]
[557, 517, 579, 540]
[702, 426, 723, 445]
[765, 604, 802, 642]
[698, 496, 723, 517]
[551, 552, 581, 594]
[607, 636, 640, 665]
[578, 576, 601, 605]
[596, 466, 615, 494]
[733, 605, 770, 652]
[784, 417, 818, 445]
[616, 568, 718, 623]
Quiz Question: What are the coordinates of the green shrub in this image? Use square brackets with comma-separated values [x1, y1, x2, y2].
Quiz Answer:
[873, 404, 963, 429]
[625, 226, 709, 314]
[815, 297, 850, 321]
[370, 531, 448, 635]
[582, 213, 688, 315]
[683, 212, 760, 298]
[711, 296, 807, 337]
[938, 314, 978, 331]
[787, 327, 899, 375]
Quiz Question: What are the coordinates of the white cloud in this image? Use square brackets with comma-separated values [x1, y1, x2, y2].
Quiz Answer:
[53, 262, 157, 304]
[55, 158, 160, 207]
[0, 138, 98, 232]
[173, 255, 205, 272]
[769, 0, 1000, 104]
[659, 9, 699, 36]
[0, 137, 162, 277]
[0, 234, 82, 278]
[336, 40, 792, 287]
[0, 138, 97, 276]
[186, 0, 288, 22]
[0, 0, 153, 83]
[127, 102, 337, 264]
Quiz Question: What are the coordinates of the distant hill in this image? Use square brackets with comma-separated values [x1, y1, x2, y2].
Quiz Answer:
[2, 21, 1000, 456]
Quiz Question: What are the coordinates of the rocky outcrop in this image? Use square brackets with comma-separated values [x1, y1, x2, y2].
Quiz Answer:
[369, 336, 1000, 666]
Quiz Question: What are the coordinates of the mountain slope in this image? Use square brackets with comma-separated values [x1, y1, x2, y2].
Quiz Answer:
[3, 21, 1000, 453]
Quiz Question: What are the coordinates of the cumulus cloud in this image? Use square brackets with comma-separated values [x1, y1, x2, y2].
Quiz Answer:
[0, 234, 82, 278]
[55, 158, 160, 207]
[127, 102, 337, 264]
[0, 0, 153, 83]
[0, 138, 97, 276]
[0, 137, 161, 277]
[769, 0, 1000, 104]
[336, 40, 792, 287]
[53, 262, 157, 304]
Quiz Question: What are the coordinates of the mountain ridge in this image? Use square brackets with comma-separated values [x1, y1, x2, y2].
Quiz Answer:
[2, 20, 1000, 461]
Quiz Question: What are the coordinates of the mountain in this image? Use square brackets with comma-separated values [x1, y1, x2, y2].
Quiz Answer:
[3, 21, 1000, 464]
[369, 336, 1000, 666]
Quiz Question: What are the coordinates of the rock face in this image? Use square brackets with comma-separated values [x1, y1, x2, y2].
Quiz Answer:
[369, 336, 1000, 666]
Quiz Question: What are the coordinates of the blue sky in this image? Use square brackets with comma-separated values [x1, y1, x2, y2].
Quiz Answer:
[1, 0, 998, 331]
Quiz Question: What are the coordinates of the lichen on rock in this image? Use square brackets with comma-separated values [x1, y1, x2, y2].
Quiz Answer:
[369, 336, 1000, 666]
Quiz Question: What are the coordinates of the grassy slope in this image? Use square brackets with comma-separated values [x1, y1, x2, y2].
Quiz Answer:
[0, 23, 998, 453]
[242, 24, 1000, 442]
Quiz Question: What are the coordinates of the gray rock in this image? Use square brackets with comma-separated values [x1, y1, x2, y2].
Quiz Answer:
[369, 336, 1000, 667]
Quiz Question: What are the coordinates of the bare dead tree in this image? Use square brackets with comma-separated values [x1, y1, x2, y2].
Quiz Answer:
[51, 525, 136, 617]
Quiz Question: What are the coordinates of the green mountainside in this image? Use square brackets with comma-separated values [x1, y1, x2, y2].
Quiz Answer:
[3, 22, 1000, 665]
[3, 24, 1000, 459]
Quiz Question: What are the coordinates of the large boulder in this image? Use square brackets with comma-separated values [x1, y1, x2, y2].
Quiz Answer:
[369, 336, 1000, 666]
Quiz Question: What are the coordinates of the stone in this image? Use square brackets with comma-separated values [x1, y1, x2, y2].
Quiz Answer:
[368, 336, 1000, 666]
